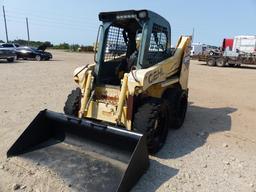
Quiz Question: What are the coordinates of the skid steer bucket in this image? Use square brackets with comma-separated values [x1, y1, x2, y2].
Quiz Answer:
[7, 110, 149, 192]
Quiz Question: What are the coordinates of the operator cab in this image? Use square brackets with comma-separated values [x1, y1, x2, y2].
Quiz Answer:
[95, 10, 172, 86]
[100, 17, 142, 85]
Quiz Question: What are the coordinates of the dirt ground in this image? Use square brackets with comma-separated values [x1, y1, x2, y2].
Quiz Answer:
[0, 50, 256, 192]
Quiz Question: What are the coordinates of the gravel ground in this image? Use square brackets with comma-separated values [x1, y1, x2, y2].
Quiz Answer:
[0, 50, 256, 192]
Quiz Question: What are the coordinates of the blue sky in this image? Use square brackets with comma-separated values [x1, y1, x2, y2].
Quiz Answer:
[0, 0, 256, 46]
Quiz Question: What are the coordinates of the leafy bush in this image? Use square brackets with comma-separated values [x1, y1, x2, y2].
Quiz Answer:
[10, 39, 53, 48]
[52, 43, 70, 49]
[78, 46, 94, 52]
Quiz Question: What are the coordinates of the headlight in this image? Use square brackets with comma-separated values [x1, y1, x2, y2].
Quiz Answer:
[138, 11, 148, 19]
[116, 14, 137, 20]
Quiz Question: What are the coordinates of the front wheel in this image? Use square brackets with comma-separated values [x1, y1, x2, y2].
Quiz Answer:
[133, 99, 169, 154]
[64, 88, 82, 116]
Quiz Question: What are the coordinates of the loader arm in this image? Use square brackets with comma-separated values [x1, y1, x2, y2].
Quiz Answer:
[73, 64, 96, 117]
[127, 36, 192, 95]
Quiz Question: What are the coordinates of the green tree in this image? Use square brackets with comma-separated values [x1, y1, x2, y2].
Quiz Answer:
[53, 43, 70, 49]
[11, 39, 53, 48]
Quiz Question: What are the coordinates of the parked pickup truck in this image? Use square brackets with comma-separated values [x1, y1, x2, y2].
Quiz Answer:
[0, 46, 17, 62]
[0, 43, 20, 49]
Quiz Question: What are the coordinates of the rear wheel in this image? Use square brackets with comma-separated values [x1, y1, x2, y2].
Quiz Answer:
[207, 57, 216, 66]
[7, 58, 14, 63]
[216, 58, 225, 67]
[165, 88, 188, 129]
[133, 99, 169, 154]
[64, 88, 82, 116]
[35, 55, 41, 61]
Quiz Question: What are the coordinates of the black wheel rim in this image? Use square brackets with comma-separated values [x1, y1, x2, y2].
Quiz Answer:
[217, 60, 224, 66]
[208, 60, 214, 66]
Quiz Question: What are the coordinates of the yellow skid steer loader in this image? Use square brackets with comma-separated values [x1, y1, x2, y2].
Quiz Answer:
[7, 10, 191, 192]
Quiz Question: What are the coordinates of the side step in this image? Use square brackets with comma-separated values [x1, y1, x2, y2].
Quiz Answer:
[7, 110, 149, 192]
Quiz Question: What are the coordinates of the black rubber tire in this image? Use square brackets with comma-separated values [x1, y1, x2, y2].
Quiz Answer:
[207, 58, 216, 66]
[64, 88, 82, 116]
[216, 58, 226, 67]
[165, 88, 188, 129]
[7, 58, 14, 62]
[133, 99, 169, 154]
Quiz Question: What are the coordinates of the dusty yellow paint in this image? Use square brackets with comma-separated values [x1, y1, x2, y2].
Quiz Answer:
[116, 74, 128, 123]
[84, 100, 131, 129]
[145, 84, 163, 98]
[127, 36, 191, 96]
[79, 71, 93, 118]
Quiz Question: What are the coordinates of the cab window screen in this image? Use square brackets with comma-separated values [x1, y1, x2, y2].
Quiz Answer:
[147, 24, 168, 65]
[104, 26, 127, 62]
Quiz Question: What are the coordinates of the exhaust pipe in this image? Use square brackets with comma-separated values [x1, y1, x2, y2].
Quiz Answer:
[7, 110, 149, 192]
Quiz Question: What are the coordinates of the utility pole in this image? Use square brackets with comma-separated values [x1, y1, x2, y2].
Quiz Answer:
[26, 17, 30, 45]
[192, 27, 195, 42]
[2, 6, 9, 42]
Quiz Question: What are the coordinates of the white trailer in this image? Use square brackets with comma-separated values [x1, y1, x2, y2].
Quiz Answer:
[204, 35, 256, 67]
[232, 35, 256, 53]
[190, 43, 205, 56]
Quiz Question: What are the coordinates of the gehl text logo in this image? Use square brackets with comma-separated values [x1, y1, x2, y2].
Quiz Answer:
[147, 68, 164, 84]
